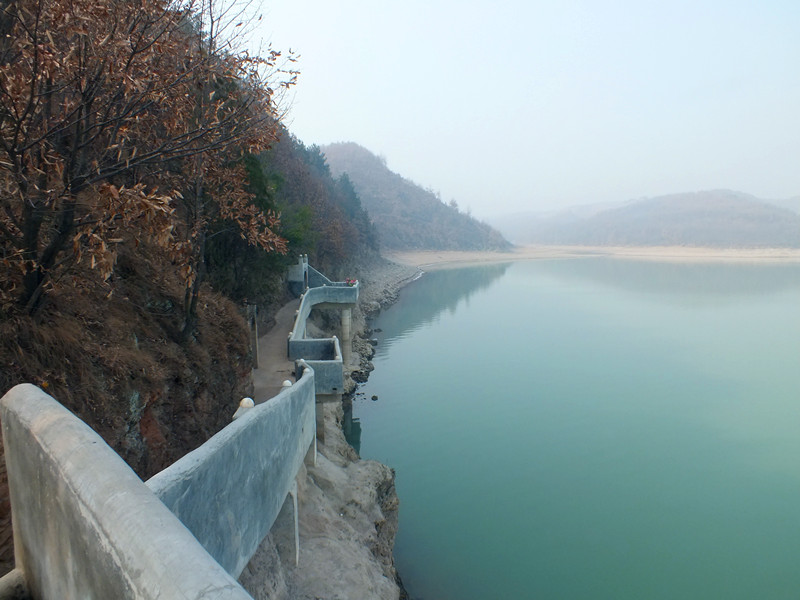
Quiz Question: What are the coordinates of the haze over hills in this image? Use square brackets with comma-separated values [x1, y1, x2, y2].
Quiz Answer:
[771, 196, 800, 215]
[488, 190, 800, 248]
[321, 142, 511, 251]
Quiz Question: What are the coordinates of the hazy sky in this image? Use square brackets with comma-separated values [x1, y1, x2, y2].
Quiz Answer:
[257, 1, 800, 217]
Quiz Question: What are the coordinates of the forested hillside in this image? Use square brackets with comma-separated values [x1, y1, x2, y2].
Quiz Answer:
[322, 142, 511, 251]
[0, 0, 378, 574]
[250, 132, 379, 280]
[203, 130, 379, 307]
[490, 190, 800, 247]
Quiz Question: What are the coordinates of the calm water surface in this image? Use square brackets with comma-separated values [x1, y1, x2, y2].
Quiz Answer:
[350, 259, 800, 600]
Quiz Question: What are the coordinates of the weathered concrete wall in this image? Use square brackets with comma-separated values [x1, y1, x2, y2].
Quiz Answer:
[0, 384, 251, 600]
[287, 255, 309, 296]
[288, 337, 335, 361]
[146, 368, 316, 579]
[311, 282, 359, 304]
[288, 282, 357, 398]
[293, 286, 359, 333]
[295, 338, 344, 396]
[307, 265, 333, 288]
[0, 260, 358, 599]
[301, 358, 344, 395]
[288, 285, 358, 355]
[289, 338, 344, 394]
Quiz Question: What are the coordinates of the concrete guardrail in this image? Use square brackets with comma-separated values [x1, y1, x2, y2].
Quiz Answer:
[146, 366, 316, 578]
[0, 384, 252, 599]
[0, 365, 316, 598]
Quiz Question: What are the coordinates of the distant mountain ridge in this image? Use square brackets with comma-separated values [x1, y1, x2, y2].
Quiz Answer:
[489, 190, 800, 248]
[321, 142, 511, 251]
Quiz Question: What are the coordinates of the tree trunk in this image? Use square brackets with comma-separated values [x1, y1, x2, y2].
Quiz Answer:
[181, 166, 206, 342]
[20, 198, 76, 315]
[181, 241, 206, 342]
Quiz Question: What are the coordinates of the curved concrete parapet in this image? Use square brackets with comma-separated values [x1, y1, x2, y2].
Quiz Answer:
[288, 284, 359, 353]
[289, 285, 360, 345]
[0, 262, 352, 598]
[288, 282, 359, 396]
[0, 384, 251, 600]
[146, 366, 316, 579]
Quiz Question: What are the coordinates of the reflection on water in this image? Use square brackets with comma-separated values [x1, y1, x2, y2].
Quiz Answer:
[375, 263, 509, 350]
[353, 257, 800, 600]
[346, 264, 509, 452]
[532, 257, 800, 298]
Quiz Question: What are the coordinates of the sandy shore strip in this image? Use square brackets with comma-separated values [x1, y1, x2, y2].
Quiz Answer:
[387, 245, 800, 269]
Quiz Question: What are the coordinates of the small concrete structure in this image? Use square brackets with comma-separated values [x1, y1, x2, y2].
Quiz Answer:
[288, 255, 340, 291]
[287, 254, 309, 296]
[290, 335, 344, 395]
[287, 265, 359, 395]
[286, 258, 359, 441]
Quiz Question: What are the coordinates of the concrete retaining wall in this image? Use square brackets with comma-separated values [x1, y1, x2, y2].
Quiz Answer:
[295, 335, 344, 395]
[146, 368, 316, 578]
[0, 384, 252, 600]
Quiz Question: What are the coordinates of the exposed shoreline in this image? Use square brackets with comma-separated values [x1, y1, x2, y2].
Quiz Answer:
[387, 244, 800, 270]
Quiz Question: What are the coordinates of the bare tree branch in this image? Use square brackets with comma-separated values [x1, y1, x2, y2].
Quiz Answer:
[0, 0, 294, 315]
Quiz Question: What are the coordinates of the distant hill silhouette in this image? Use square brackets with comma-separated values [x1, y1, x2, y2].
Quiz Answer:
[771, 196, 800, 215]
[489, 190, 800, 248]
[321, 142, 510, 251]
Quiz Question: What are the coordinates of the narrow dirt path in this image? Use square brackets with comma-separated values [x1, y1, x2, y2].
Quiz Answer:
[251, 298, 301, 404]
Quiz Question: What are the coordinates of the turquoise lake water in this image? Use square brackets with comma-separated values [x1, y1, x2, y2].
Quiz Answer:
[349, 258, 800, 600]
